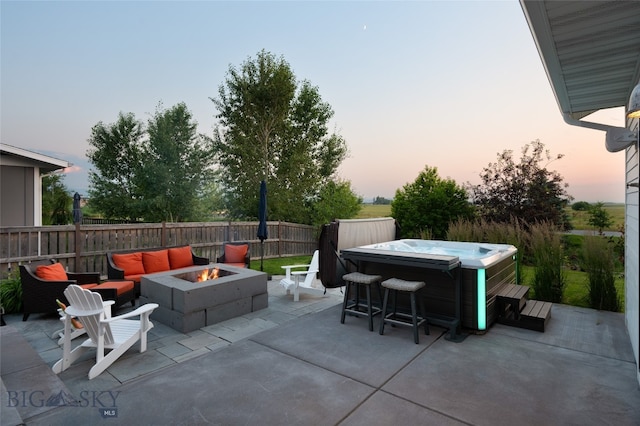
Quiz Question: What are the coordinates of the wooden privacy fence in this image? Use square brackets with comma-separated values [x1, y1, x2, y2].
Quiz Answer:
[0, 221, 318, 278]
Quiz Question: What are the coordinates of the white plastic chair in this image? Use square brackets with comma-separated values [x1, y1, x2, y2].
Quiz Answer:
[279, 250, 325, 301]
[52, 284, 158, 380]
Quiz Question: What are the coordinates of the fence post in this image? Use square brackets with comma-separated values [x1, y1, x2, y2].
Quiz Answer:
[278, 221, 282, 256]
[75, 222, 82, 271]
[162, 222, 167, 247]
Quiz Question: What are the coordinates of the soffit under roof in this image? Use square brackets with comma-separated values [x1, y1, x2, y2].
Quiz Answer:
[0, 143, 70, 174]
[520, 0, 640, 120]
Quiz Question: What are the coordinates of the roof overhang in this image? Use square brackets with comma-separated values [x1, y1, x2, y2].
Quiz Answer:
[520, 0, 640, 151]
[1, 143, 71, 174]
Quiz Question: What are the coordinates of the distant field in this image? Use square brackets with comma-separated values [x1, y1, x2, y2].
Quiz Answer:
[356, 204, 392, 218]
[357, 203, 625, 232]
[566, 203, 624, 232]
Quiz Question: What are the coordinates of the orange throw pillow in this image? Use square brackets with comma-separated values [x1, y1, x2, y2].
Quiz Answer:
[224, 244, 248, 264]
[35, 263, 68, 281]
[168, 246, 194, 269]
[112, 252, 145, 276]
[142, 250, 170, 273]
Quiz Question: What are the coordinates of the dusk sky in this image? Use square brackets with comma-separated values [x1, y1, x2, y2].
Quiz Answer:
[1, 1, 627, 203]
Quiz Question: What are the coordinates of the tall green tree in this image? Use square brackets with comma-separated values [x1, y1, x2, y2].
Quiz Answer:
[42, 173, 72, 225]
[467, 140, 572, 230]
[211, 50, 351, 224]
[87, 112, 144, 221]
[391, 166, 474, 239]
[138, 103, 215, 222]
[87, 104, 215, 222]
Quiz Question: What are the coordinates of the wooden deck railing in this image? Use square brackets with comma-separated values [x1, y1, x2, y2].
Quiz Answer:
[0, 221, 318, 278]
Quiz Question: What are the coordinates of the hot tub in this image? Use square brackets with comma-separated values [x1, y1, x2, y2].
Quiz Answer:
[340, 239, 518, 333]
[363, 239, 516, 269]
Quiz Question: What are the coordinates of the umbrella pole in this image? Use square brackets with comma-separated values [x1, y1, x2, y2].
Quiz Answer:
[260, 242, 264, 272]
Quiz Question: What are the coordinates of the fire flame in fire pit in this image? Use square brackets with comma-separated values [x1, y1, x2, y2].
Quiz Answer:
[196, 267, 219, 282]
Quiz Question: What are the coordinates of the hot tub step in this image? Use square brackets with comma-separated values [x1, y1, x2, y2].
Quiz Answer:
[519, 300, 552, 332]
[497, 299, 552, 332]
[496, 284, 530, 313]
[496, 284, 551, 332]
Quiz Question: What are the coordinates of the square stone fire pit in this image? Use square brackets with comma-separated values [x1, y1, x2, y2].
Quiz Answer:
[139, 264, 268, 333]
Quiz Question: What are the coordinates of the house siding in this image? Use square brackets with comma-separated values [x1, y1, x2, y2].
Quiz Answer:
[0, 165, 34, 226]
[625, 113, 639, 385]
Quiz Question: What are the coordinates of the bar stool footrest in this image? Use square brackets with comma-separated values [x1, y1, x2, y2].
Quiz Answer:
[344, 303, 382, 317]
[383, 312, 427, 329]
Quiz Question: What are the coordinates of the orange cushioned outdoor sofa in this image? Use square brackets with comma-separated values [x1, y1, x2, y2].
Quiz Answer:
[19, 260, 135, 321]
[106, 245, 210, 296]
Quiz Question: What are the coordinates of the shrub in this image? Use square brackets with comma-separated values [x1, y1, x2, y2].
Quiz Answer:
[571, 201, 591, 211]
[582, 235, 619, 311]
[467, 140, 573, 231]
[0, 269, 22, 314]
[391, 165, 474, 239]
[607, 225, 625, 266]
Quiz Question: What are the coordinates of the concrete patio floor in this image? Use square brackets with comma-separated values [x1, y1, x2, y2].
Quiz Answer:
[1, 277, 639, 425]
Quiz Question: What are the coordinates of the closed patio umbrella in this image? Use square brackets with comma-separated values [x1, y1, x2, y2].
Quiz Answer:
[257, 180, 268, 271]
[72, 193, 82, 224]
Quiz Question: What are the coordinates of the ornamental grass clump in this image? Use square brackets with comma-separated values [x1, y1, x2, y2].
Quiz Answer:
[447, 217, 529, 285]
[528, 221, 566, 303]
[582, 235, 620, 312]
[447, 216, 527, 252]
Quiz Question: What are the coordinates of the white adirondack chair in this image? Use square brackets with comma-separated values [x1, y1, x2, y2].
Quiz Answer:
[52, 284, 158, 380]
[279, 250, 325, 301]
[52, 299, 119, 345]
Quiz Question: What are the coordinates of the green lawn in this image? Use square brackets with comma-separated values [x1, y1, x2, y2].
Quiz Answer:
[250, 255, 313, 277]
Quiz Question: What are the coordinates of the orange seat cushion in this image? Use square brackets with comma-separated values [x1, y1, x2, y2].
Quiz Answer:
[168, 246, 194, 270]
[112, 252, 145, 276]
[80, 283, 98, 289]
[224, 244, 248, 264]
[35, 263, 68, 281]
[142, 250, 170, 273]
[98, 280, 134, 296]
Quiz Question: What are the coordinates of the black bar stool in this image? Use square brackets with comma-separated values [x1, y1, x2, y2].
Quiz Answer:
[340, 272, 383, 331]
[379, 278, 429, 344]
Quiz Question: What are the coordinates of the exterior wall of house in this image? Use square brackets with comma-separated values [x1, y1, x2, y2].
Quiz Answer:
[624, 114, 639, 385]
[0, 145, 67, 227]
[0, 164, 36, 226]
